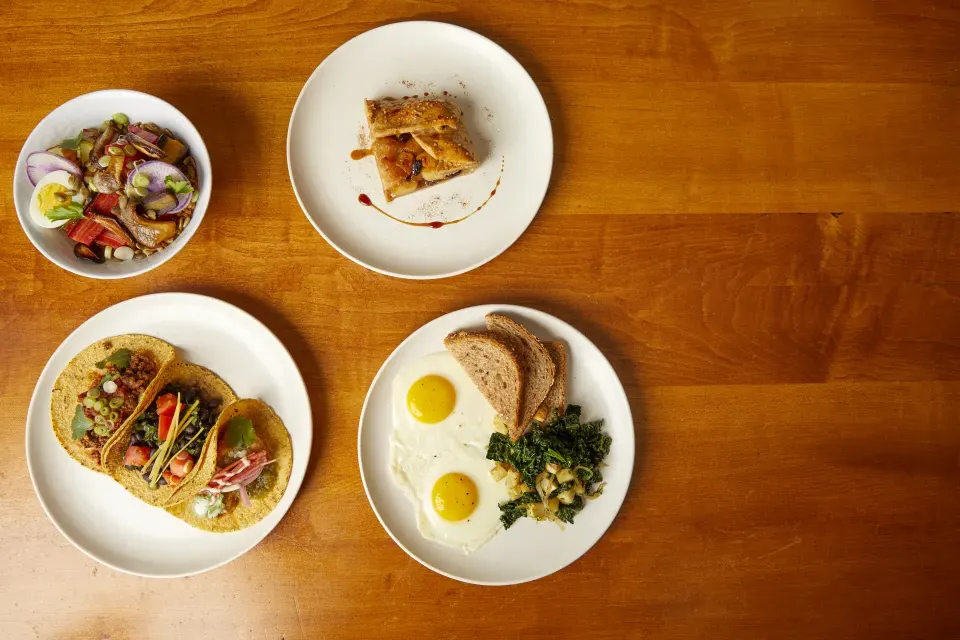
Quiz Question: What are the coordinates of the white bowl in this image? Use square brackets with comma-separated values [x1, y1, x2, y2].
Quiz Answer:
[13, 89, 212, 279]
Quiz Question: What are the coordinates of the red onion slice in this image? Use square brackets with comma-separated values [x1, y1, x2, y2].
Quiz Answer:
[26, 151, 82, 187]
[126, 160, 192, 213]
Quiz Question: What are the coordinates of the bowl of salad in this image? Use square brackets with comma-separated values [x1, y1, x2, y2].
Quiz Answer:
[13, 89, 212, 279]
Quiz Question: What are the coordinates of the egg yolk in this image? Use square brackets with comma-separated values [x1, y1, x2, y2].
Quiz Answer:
[36, 183, 70, 214]
[431, 473, 478, 521]
[406, 375, 456, 424]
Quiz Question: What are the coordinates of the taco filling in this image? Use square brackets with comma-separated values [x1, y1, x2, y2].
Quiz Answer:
[70, 348, 159, 461]
[121, 383, 224, 488]
[191, 415, 278, 519]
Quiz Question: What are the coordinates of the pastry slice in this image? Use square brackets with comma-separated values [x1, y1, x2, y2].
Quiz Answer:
[365, 98, 459, 138]
[369, 131, 478, 201]
[411, 130, 479, 183]
[363, 96, 480, 201]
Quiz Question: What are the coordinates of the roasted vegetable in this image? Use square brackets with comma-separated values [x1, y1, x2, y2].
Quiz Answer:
[487, 405, 611, 529]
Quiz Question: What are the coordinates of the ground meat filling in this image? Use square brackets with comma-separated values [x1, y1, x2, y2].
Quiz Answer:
[76, 351, 158, 455]
[120, 353, 158, 397]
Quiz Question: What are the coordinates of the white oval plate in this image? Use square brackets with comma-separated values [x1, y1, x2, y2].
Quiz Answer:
[358, 305, 634, 585]
[13, 89, 212, 280]
[25, 293, 311, 577]
[287, 22, 553, 279]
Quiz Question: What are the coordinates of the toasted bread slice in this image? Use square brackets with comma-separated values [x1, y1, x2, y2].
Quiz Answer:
[444, 330, 523, 437]
[365, 98, 459, 138]
[485, 313, 555, 436]
[534, 341, 567, 422]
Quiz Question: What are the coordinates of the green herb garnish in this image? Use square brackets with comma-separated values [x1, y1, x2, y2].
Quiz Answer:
[226, 416, 255, 448]
[487, 406, 612, 529]
[70, 405, 93, 439]
[44, 201, 85, 222]
[60, 133, 84, 150]
[95, 348, 131, 370]
[164, 175, 194, 195]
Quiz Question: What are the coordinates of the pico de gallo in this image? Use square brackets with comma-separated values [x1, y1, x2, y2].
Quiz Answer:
[122, 384, 222, 489]
[25, 113, 198, 264]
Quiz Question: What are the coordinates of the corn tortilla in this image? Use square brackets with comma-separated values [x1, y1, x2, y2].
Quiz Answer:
[102, 362, 237, 507]
[165, 399, 292, 532]
[50, 335, 175, 473]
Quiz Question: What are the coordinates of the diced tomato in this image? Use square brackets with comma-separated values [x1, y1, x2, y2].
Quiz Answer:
[162, 471, 182, 486]
[155, 393, 178, 417]
[66, 217, 104, 246]
[90, 193, 120, 215]
[123, 445, 152, 467]
[170, 451, 195, 477]
[158, 414, 173, 441]
[95, 227, 129, 248]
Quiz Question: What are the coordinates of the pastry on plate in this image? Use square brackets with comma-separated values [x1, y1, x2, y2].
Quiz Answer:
[363, 97, 479, 201]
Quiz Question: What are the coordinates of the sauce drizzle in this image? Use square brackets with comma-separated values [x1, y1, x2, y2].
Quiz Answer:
[357, 158, 505, 229]
[350, 148, 372, 160]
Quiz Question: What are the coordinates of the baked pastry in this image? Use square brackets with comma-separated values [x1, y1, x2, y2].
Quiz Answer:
[363, 97, 479, 201]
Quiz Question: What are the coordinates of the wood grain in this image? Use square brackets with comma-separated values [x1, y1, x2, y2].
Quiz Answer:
[1, 1, 959, 639]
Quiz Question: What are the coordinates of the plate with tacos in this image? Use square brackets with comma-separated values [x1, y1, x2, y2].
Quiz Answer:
[25, 293, 311, 577]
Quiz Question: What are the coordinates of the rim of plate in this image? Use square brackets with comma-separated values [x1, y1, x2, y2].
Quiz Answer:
[357, 304, 634, 585]
[286, 21, 553, 280]
[24, 292, 312, 577]
[13, 89, 212, 280]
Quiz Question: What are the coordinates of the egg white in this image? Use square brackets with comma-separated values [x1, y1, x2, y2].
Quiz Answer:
[389, 351, 508, 554]
[29, 170, 86, 229]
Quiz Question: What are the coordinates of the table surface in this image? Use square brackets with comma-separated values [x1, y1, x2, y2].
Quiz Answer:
[2, 1, 959, 639]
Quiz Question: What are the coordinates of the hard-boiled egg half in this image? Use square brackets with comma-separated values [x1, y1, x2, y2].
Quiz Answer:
[29, 170, 87, 229]
[390, 351, 508, 554]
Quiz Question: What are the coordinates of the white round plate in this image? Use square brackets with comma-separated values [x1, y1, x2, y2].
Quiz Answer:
[287, 22, 553, 279]
[25, 293, 311, 577]
[358, 305, 634, 585]
[13, 89, 212, 280]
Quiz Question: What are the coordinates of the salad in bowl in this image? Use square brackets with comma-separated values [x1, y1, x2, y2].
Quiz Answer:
[14, 89, 211, 278]
[25, 113, 198, 264]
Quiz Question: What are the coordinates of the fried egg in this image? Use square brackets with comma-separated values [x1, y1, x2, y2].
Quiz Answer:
[29, 170, 86, 229]
[390, 351, 507, 554]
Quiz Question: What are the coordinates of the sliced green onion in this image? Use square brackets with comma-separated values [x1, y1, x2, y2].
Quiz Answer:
[94, 425, 111, 437]
[99, 406, 110, 417]
[109, 396, 124, 409]
[107, 146, 124, 156]
[112, 113, 129, 126]
[191, 191, 199, 203]
[82, 397, 96, 408]
[132, 173, 150, 189]
[109, 411, 119, 422]
[98, 156, 111, 168]
[86, 388, 101, 399]
[93, 399, 104, 411]
[135, 186, 149, 198]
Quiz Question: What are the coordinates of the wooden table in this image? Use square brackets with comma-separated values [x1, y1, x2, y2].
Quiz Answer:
[2, 2, 958, 638]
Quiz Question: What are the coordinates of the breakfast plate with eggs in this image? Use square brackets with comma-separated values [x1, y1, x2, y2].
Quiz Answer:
[358, 305, 634, 585]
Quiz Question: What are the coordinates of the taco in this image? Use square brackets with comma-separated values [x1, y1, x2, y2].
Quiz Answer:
[51, 335, 175, 472]
[102, 362, 237, 506]
[165, 399, 292, 532]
